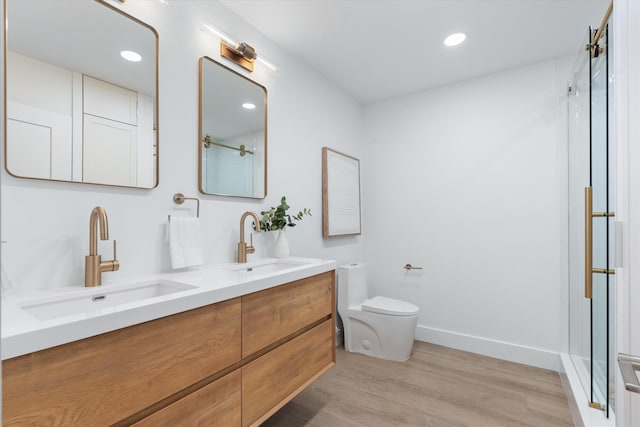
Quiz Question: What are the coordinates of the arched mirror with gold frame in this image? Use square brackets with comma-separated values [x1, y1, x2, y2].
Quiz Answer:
[4, 0, 159, 189]
[199, 56, 267, 199]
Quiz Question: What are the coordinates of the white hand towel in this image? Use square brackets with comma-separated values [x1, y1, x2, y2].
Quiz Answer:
[168, 217, 203, 269]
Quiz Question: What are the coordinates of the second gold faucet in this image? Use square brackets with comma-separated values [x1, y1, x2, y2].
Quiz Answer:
[238, 211, 261, 263]
[85, 206, 119, 287]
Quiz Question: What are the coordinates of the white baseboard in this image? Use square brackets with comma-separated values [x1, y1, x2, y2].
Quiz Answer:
[415, 324, 560, 371]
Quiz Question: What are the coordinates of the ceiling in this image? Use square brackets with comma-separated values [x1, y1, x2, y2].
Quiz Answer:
[220, 0, 610, 105]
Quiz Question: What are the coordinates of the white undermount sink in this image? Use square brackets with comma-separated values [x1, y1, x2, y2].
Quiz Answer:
[228, 259, 314, 275]
[18, 280, 198, 321]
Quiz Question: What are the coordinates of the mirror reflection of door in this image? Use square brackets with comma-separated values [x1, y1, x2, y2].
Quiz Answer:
[205, 142, 254, 196]
[4, 0, 158, 189]
[199, 56, 267, 199]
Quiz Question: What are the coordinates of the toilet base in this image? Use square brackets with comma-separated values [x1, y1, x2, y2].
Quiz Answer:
[344, 310, 418, 362]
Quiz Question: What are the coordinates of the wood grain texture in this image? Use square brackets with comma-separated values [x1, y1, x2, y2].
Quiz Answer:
[241, 271, 334, 358]
[242, 319, 335, 427]
[261, 341, 575, 427]
[2, 298, 241, 426]
[322, 147, 330, 237]
[132, 369, 242, 427]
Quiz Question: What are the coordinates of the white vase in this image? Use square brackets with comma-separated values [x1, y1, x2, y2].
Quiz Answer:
[274, 229, 290, 258]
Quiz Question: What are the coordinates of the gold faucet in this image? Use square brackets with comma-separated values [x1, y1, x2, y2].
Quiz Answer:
[237, 211, 261, 263]
[85, 206, 120, 287]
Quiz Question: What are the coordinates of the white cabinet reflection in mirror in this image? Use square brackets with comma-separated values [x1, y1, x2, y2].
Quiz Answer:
[6, 53, 73, 181]
[82, 76, 154, 187]
[4, 0, 158, 189]
[7, 65, 152, 187]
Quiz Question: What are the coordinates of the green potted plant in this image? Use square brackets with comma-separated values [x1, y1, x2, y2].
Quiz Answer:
[256, 196, 311, 257]
[257, 196, 311, 231]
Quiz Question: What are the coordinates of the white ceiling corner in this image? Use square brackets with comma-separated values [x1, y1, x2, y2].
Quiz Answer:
[220, 0, 610, 105]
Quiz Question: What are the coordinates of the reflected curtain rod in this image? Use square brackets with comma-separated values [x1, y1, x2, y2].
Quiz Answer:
[592, 0, 613, 50]
[203, 135, 254, 156]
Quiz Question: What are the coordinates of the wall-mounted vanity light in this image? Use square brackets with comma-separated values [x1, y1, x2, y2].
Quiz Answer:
[201, 20, 278, 72]
[220, 41, 257, 72]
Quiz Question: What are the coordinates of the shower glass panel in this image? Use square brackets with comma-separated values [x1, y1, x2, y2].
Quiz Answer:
[589, 25, 611, 416]
[567, 25, 612, 417]
[568, 30, 591, 398]
[202, 142, 256, 197]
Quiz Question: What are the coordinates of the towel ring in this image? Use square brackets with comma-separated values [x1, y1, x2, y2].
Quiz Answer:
[171, 193, 200, 218]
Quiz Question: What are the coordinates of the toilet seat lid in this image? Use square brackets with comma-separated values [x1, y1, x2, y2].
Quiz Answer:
[361, 296, 419, 316]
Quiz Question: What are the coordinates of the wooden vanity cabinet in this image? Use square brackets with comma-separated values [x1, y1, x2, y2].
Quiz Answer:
[2, 297, 242, 426]
[2, 270, 336, 426]
[132, 369, 242, 427]
[242, 319, 334, 426]
[241, 271, 336, 426]
[242, 271, 334, 357]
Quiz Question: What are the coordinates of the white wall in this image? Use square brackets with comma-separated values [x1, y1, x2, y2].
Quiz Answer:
[362, 59, 572, 370]
[0, 1, 364, 293]
[1, 0, 581, 374]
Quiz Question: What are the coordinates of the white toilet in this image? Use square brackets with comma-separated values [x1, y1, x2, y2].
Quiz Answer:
[338, 263, 419, 361]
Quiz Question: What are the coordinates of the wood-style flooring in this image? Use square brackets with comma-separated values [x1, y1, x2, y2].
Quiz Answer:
[262, 341, 574, 427]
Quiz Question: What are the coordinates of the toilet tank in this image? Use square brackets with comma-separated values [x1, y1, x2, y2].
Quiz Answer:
[338, 263, 369, 309]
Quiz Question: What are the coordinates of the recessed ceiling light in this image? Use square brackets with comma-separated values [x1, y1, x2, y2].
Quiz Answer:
[444, 32, 466, 47]
[242, 102, 256, 110]
[120, 50, 142, 62]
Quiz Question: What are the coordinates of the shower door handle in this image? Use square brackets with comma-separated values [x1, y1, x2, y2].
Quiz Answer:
[585, 186, 616, 299]
[618, 353, 640, 393]
[585, 187, 593, 298]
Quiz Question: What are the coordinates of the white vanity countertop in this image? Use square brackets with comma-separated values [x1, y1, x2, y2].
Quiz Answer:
[1, 257, 336, 360]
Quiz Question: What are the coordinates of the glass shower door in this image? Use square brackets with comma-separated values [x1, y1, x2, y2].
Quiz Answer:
[589, 25, 613, 416]
[568, 25, 613, 416]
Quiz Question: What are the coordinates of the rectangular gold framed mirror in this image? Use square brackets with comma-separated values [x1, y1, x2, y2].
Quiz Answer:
[199, 56, 267, 199]
[4, 0, 159, 188]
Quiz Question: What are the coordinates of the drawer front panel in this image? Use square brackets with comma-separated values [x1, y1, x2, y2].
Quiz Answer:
[2, 298, 241, 426]
[242, 271, 334, 357]
[242, 319, 335, 427]
[133, 370, 241, 427]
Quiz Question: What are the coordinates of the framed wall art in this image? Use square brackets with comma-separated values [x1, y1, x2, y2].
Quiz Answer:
[322, 147, 361, 238]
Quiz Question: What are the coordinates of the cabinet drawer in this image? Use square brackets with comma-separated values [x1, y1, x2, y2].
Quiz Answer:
[133, 370, 241, 427]
[2, 298, 241, 426]
[242, 319, 335, 427]
[242, 271, 334, 357]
